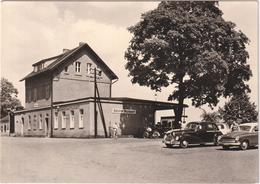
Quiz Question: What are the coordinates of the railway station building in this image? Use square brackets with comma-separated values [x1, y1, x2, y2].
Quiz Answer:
[14, 42, 188, 138]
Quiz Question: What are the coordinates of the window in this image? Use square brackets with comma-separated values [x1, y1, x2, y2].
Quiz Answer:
[79, 109, 84, 128]
[39, 114, 43, 130]
[62, 112, 66, 129]
[86, 63, 92, 75]
[64, 66, 68, 73]
[54, 112, 58, 129]
[28, 115, 31, 130]
[75, 62, 81, 73]
[33, 115, 37, 130]
[33, 88, 37, 102]
[70, 110, 75, 129]
[45, 85, 50, 99]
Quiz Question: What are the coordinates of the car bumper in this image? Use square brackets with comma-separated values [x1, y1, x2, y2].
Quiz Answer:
[162, 139, 180, 145]
[218, 141, 241, 146]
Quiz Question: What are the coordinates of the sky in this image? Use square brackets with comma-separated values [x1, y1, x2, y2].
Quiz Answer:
[1, 1, 258, 122]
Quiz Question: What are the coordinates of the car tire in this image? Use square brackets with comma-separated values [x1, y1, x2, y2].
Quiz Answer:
[165, 144, 172, 148]
[180, 140, 189, 148]
[143, 132, 149, 138]
[240, 140, 249, 150]
[152, 131, 160, 139]
[214, 135, 221, 146]
[222, 145, 229, 150]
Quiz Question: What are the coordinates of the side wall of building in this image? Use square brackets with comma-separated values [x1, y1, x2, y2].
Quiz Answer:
[53, 50, 112, 103]
[14, 109, 51, 137]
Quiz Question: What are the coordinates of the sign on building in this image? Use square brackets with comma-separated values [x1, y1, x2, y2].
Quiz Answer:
[112, 108, 136, 114]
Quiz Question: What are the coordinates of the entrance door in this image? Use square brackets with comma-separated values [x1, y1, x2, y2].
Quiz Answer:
[45, 118, 49, 137]
[21, 118, 24, 136]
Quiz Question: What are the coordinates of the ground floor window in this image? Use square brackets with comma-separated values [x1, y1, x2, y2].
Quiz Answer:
[79, 109, 84, 128]
[28, 116, 31, 130]
[70, 110, 75, 129]
[62, 112, 66, 129]
[39, 114, 43, 130]
[54, 112, 58, 129]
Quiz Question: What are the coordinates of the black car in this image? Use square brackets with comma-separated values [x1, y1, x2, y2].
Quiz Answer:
[162, 121, 223, 148]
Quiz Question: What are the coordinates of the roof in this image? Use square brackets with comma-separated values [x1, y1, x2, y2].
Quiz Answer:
[240, 123, 258, 126]
[53, 97, 188, 110]
[0, 116, 9, 123]
[20, 43, 118, 81]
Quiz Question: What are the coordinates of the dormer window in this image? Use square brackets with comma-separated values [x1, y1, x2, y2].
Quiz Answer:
[75, 62, 81, 73]
[64, 66, 68, 73]
[34, 63, 44, 72]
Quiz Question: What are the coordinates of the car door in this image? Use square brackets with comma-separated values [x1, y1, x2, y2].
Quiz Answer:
[250, 126, 258, 145]
[203, 123, 216, 143]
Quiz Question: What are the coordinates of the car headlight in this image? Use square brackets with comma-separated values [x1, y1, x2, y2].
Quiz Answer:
[175, 136, 179, 141]
[235, 136, 240, 141]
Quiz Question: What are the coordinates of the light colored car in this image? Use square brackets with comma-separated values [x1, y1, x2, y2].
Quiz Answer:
[216, 123, 231, 135]
[218, 122, 258, 150]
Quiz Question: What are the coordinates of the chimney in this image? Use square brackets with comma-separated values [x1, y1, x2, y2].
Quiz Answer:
[79, 42, 85, 46]
[63, 49, 70, 53]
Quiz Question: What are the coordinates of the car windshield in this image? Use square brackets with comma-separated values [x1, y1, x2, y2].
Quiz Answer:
[238, 125, 251, 132]
[185, 123, 199, 130]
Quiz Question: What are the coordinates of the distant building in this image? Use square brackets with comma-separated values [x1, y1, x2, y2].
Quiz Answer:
[14, 42, 188, 138]
[0, 116, 10, 136]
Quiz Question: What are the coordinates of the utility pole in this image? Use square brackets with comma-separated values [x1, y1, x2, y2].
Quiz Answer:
[94, 68, 97, 138]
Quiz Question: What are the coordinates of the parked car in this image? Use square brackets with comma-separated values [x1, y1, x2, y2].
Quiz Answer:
[216, 123, 231, 135]
[162, 121, 223, 148]
[218, 122, 258, 150]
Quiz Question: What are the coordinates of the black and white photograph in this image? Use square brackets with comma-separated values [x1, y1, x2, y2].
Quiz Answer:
[0, 1, 258, 183]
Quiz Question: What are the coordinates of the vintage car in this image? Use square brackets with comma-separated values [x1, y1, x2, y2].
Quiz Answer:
[162, 121, 223, 148]
[218, 122, 258, 150]
[216, 123, 231, 135]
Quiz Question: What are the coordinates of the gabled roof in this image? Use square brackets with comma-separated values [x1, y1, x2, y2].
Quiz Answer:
[20, 43, 118, 81]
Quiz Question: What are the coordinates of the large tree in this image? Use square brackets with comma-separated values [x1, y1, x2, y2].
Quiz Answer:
[219, 93, 258, 125]
[0, 77, 22, 118]
[125, 1, 252, 127]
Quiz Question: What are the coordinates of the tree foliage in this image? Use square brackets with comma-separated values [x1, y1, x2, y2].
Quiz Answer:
[201, 110, 221, 124]
[125, 1, 252, 124]
[1, 78, 23, 118]
[219, 93, 258, 125]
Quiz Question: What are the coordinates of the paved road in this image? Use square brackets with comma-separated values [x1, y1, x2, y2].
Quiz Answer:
[0, 137, 258, 183]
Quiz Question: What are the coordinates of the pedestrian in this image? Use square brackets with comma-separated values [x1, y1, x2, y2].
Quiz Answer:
[112, 122, 119, 139]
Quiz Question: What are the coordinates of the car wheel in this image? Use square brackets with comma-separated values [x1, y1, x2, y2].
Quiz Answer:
[165, 144, 172, 148]
[152, 131, 160, 139]
[214, 135, 221, 146]
[143, 132, 149, 138]
[240, 140, 249, 150]
[222, 145, 229, 150]
[180, 140, 189, 148]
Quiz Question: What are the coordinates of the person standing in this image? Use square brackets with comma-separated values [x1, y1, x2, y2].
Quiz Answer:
[112, 122, 119, 139]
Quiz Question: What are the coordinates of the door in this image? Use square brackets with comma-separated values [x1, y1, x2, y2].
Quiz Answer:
[45, 118, 49, 137]
[21, 118, 24, 136]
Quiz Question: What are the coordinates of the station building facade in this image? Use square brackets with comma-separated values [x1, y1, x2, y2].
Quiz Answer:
[14, 42, 187, 138]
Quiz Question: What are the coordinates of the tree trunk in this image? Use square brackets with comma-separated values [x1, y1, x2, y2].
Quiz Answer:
[173, 76, 185, 129]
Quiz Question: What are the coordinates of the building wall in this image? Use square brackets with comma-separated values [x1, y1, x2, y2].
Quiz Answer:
[14, 100, 156, 138]
[53, 50, 112, 102]
[14, 109, 51, 137]
[89, 101, 155, 137]
[0, 121, 10, 136]
[25, 76, 52, 110]
[52, 103, 91, 138]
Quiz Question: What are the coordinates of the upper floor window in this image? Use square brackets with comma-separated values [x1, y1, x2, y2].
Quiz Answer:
[86, 63, 92, 75]
[75, 62, 81, 73]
